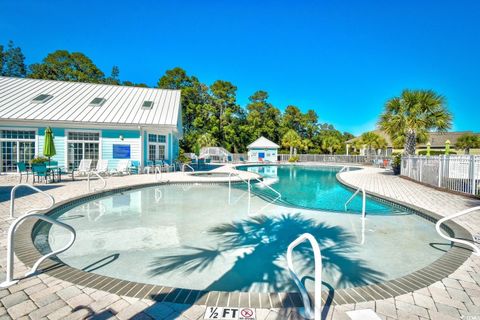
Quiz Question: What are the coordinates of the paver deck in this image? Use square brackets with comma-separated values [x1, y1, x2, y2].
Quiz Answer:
[0, 165, 478, 319]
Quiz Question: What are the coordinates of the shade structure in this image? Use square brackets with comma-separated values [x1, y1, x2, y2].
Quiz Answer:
[43, 127, 56, 158]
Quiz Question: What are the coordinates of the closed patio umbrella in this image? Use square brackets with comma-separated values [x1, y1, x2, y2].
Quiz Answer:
[43, 127, 56, 165]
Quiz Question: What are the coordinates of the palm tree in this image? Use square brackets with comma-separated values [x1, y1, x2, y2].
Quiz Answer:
[197, 133, 217, 148]
[456, 133, 480, 154]
[359, 132, 387, 155]
[321, 136, 341, 154]
[378, 90, 452, 155]
[281, 129, 302, 157]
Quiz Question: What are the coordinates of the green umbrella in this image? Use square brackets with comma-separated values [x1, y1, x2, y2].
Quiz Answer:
[43, 127, 56, 165]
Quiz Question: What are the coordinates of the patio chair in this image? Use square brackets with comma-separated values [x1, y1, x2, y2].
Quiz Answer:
[77, 159, 92, 176]
[110, 160, 131, 175]
[129, 160, 140, 174]
[143, 160, 155, 174]
[95, 159, 109, 175]
[32, 163, 49, 184]
[17, 162, 30, 183]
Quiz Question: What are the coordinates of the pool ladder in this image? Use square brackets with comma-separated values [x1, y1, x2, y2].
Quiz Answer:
[2, 186, 76, 288]
[436, 206, 480, 256]
[286, 233, 322, 320]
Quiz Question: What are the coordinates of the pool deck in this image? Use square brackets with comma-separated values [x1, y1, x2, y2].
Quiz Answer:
[0, 164, 479, 319]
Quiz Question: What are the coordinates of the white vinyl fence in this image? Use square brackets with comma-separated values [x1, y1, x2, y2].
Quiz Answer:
[402, 155, 480, 196]
[230, 153, 389, 164]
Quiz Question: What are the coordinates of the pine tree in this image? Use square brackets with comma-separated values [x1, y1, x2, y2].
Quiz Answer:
[2, 41, 27, 77]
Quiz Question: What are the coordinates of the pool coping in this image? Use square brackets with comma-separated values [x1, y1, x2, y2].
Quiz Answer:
[14, 171, 473, 308]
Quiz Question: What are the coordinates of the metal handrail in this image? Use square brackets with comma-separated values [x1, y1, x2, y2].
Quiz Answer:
[228, 172, 251, 206]
[344, 186, 366, 219]
[436, 206, 480, 256]
[10, 184, 55, 219]
[182, 163, 195, 172]
[248, 177, 282, 198]
[87, 171, 106, 192]
[154, 166, 162, 181]
[339, 166, 348, 173]
[0, 213, 76, 287]
[286, 233, 322, 320]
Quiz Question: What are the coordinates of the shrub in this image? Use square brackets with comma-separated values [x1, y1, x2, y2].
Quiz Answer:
[418, 150, 457, 155]
[30, 156, 49, 165]
[288, 156, 299, 162]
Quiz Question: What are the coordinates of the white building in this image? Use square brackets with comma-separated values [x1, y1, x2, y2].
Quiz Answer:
[247, 136, 279, 162]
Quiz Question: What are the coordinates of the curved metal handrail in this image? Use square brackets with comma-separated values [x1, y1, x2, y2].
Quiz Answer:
[344, 186, 366, 219]
[10, 184, 55, 219]
[248, 177, 282, 198]
[182, 163, 195, 172]
[87, 171, 106, 192]
[339, 166, 348, 173]
[436, 206, 480, 256]
[286, 233, 322, 320]
[0, 213, 76, 287]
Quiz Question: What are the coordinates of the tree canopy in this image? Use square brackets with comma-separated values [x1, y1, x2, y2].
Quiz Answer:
[378, 89, 452, 155]
[455, 133, 480, 154]
[1, 41, 355, 156]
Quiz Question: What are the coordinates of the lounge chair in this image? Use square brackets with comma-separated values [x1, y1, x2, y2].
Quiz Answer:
[129, 160, 140, 174]
[77, 159, 92, 176]
[143, 160, 155, 174]
[110, 160, 131, 175]
[95, 159, 109, 175]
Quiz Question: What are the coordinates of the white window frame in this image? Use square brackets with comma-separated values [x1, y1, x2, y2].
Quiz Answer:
[65, 129, 102, 169]
[147, 133, 168, 161]
[0, 127, 38, 173]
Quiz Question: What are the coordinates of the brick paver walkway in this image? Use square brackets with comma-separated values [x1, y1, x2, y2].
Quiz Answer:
[0, 166, 478, 319]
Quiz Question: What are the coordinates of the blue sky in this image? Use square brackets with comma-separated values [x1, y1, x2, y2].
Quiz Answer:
[1, 0, 479, 135]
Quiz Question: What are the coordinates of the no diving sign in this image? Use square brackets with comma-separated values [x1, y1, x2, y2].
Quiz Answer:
[204, 306, 256, 320]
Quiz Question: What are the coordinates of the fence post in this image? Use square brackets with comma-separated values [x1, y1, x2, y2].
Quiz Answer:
[438, 156, 442, 187]
[470, 155, 476, 195]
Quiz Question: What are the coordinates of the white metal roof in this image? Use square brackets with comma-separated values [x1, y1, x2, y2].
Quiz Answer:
[247, 136, 280, 149]
[0, 76, 181, 128]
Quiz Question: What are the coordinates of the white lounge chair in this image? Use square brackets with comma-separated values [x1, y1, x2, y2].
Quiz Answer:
[110, 160, 130, 175]
[95, 159, 109, 175]
[76, 159, 92, 176]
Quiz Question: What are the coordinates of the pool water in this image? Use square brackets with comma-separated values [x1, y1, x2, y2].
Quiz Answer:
[34, 166, 448, 293]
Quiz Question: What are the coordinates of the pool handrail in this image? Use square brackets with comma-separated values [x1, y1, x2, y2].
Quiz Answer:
[344, 186, 366, 219]
[435, 206, 480, 256]
[286, 233, 322, 320]
[87, 171, 106, 192]
[10, 184, 55, 219]
[182, 163, 195, 172]
[339, 166, 348, 173]
[248, 176, 282, 198]
[0, 212, 76, 288]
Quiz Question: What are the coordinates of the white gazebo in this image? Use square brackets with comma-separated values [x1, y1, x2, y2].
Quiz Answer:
[247, 136, 279, 162]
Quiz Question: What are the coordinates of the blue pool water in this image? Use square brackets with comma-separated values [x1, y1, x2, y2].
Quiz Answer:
[238, 165, 392, 214]
[34, 165, 448, 293]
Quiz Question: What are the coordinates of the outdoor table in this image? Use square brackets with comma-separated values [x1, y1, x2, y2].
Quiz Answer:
[46, 165, 62, 182]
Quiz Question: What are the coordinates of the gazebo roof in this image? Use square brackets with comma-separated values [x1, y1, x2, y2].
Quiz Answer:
[247, 136, 280, 149]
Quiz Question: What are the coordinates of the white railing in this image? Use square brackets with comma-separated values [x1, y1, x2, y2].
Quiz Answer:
[182, 163, 195, 172]
[248, 177, 282, 198]
[339, 166, 349, 173]
[0, 213, 76, 287]
[402, 155, 480, 196]
[277, 154, 371, 163]
[286, 233, 322, 320]
[154, 166, 162, 181]
[435, 206, 480, 256]
[344, 186, 366, 219]
[10, 184, 55, 219]
[87, 172, 106, 192]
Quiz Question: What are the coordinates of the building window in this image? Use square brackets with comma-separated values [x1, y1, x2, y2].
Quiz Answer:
[148, 134, 167, 161]
[67, 131, 100, 170]
[0, 130, 36, 172]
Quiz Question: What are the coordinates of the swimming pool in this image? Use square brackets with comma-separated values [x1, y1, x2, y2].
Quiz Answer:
[33, 165, 449, 294]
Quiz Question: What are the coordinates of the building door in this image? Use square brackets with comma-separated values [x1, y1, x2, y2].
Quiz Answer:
[67, 131, 100, 170]
[0, 130, 36, 172]
[147, 134, 167, 161]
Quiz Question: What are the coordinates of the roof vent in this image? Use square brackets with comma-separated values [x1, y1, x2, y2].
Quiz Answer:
[32, 94, 53, 103]
[142, 101, 154, 109]
[89, 97, 107, 107]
